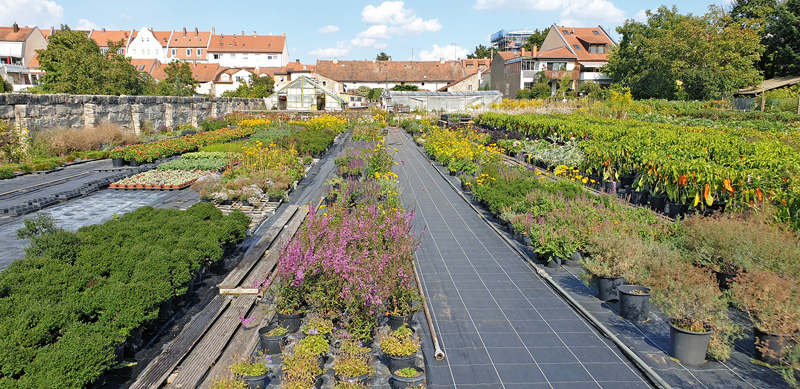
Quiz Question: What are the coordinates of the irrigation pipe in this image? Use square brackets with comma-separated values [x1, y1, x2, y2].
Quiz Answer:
[412, 263, 446, 361]
[399, 129, 672, 389]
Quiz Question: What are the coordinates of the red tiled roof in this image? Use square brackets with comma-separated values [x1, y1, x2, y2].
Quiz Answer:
[28, 52, 40, 68]
[169, 29, 211, 48]
[152, 30, 173, 47]
[0, 26, 35, 42]
[130, 59, 158, 74]
[498, 51, 519, 61]
[207, 34, 285, 53]
[315, 60, 463, 83]
[555, 26, 614, 62]
[150, 62, 225, 83]
[462, 59, 491, 76]
[89, 30, 133, 47]
[536, 46, 576, 59]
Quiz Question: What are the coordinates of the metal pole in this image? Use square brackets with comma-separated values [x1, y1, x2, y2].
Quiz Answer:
[413, 263, 445, 361]
[761, 88, 766, 112]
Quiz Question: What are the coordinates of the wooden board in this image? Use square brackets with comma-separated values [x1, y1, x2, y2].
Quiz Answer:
[242, 206, 309, 288]
[218, 205, 298, 288]
[198, 304, 277, 389]
[130, 296, 230, 389]
[168, 295, 257, 389]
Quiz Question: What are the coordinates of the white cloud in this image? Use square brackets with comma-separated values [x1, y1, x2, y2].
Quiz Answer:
[362, 1, 414, 25]
[418, 44, 469, 61]
[119, 13, 132, 22]
[358, 25, 390, 39]
[75, 18, 98, 30]
[0, 0, 64, 28]
[350, 37, 377, 48]
[309, 45, 350, 58]
[632, 9, 648, 23]
[319, 25, 339, 34]
[389, 17, 441, 35]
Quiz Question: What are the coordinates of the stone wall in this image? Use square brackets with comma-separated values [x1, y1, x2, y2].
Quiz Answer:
[0, 94, 266, 133]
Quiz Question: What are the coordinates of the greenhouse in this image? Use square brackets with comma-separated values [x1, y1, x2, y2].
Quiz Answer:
[266, 76, 346, 111]
[382, 90, 502, 112]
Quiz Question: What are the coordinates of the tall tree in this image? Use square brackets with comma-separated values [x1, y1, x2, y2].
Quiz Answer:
[155, 61, 198, 96]
[221, 74, 274, 98]
[604, 6, 763, 100]
[376, 52, 390, 61]
[521, 29, 548, 51]
[467, 44, 493, 59]
[765, 0, 800, 77]
[36, 26, 148, 95]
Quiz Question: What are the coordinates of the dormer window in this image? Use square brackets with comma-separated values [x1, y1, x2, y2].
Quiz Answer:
[562, 29, 569, 35]
[221, 74, 230, 81]
[573, 44, 581, 50]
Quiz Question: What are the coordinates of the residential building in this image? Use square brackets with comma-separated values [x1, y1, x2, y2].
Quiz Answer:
[491, 29, 538, 53]
[150, 61, 222, 96]
[166, 27, 211, 63]
[340, 92, 368, 109]
[207, 33, 288, 68]
[88, 28, 135, 55]
[0, 24, 47, 91]
[127, 27, 172, 63]
[314, 58, 464, 93]
[438, 67, 491, 92]
[491, 25, 616, 98]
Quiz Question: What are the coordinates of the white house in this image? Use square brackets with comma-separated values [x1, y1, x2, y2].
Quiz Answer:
[0, 24, 47, 91]
[127, 27, 171, 63]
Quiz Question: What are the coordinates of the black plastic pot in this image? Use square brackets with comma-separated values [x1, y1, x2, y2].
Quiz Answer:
[713, 270, 736, 291]
[669, 321, 712, 365]
[387, 353, 416, 373]
[275, 313, 303, 333]
[112, 157, 124, 167]
[128, 158, 140, 167]
[390, 367, 425, 389]
[546, 256, 563, 269]
[242, 373, 270, 389]
[597, 276, 625, 302]
[334, 373, 370, 385]
[649, 195, 667, 213]
[630, 190, 649, 206]
[618, 285, 650, 322]
[603, 180, 621, 195]
[665, 202, 689, 218]
[754, 327, 799, 366]
[258, 325, 289, 355]
[388, 314, 414, 331]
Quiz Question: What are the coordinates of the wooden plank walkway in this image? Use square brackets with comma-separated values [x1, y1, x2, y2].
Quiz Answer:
[219, 205, 299, 289]
[129, 296, 230, 389]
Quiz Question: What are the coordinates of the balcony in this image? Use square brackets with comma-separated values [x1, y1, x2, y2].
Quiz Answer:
[544, 69, 580, 80]
[579, 72, 612, 82]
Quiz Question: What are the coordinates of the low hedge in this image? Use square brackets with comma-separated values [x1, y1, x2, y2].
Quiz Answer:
[0, 203, 250, 388]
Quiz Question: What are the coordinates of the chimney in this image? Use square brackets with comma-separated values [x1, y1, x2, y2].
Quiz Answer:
[12, 23, 18, 33]
[440, 58, 445, 64]
[50, 26, 55, 35]
[533, 45, 538, 57]
[241, 31, 245, 36]
[212, 27, 215, 35]
[195, 27, 198, 37]
[333, 58, 339, 64]
[282, 32, 286, 36]
[372, 58, 376, 64]
[183, 27, 187, 37]
[254, 31, 257, 37]
[102, 27, 106, 33]
[296, 59, 300, 63]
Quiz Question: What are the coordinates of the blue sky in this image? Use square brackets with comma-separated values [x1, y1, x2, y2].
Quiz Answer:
[2, 0, 729, 63]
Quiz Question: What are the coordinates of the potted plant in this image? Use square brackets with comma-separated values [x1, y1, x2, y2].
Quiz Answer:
[333, 381, 368, 389]
[109, 147, 125, 167]
[258, 325, 289, 355]
[733, 270, 800, 366]
[282, 352, 323, 389]
[378, 325, 419, 372]
[386, 285, 421, 331]
[338, 339, 372, 357]
[580, 227, 634, 302]
[273, 282, 304, 332]
[295, 334, 330, 367]
[301, 315, 334, 337]
[649, 260, 739, 365]
[229, 353, 272, 389]
[390, 366, 425, 389]
[333, 353, 373, 383]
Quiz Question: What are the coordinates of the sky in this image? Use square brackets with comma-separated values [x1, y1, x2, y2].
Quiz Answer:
[1, 0, 731, 63]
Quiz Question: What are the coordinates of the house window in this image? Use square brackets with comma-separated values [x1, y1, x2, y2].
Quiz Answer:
[573, 44, 581, 50]
[421, 82, 425, 86]
[186, 49, 192, 56]
[197, 48, 202, 56]
[547, 62, 567, 71]
[132, 49, 137, 54]
[213, 54, 220, 59]
[467, 64, 474, 69]
[562, 29, 569, 35]
[171, 48, 177, 57]
[590, 46, 596, 53]
[523, 82, 533, 89]
[101, 48, 108, 54]
[117, 48, 123, 55]
[322, 81, 326, 86]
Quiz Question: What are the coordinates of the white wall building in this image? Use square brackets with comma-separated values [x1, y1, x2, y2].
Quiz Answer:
[127, 27, 171, 63]
[207, 33, 288, 68]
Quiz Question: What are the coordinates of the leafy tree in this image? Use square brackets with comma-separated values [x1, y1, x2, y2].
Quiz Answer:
[1, 77, 11, 93]
[221, 74, 274, 98]
[391, 84, 419, 91]
[376, 51, 390, 61]
[467, 44, 493, 59]
[521, 29, 549, 51]
[604, 6, 763, 100]
[356, 86, 372, 97]
[764, 0, 800, 77]
[36, 26, 148, 95]
[154, 61, 198, 96]
[729, 0, 779, 76]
